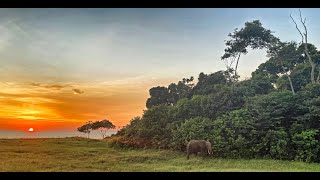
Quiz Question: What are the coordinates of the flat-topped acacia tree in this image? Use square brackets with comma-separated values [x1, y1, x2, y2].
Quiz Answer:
[91, 119, 116, 139]
[77, 121, 93, 138]
[77, 119, 115, 139]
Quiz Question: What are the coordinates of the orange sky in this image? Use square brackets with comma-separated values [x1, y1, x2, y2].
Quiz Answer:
[0, 78, 179, 131]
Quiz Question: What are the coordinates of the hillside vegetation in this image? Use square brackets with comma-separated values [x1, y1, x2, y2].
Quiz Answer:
[110, 18, 320, 163]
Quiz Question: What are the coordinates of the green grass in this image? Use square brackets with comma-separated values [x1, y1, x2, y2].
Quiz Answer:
[1, 137, 320, 172]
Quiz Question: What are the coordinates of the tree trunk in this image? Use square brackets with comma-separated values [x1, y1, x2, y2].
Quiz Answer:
[286, 74, 295, 95]
[234, 53, 241, 79]
[99, 130, 107, 139]
[304, 46, 316, 83]
[276, 53, 295, 95]
[278, 56, 295, 95]
[317, 65, 320, 83]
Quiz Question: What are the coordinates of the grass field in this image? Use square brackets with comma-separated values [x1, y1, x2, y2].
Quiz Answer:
[1, 137, 320, 172]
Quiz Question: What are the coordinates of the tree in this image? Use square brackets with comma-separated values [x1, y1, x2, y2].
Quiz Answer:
[146, 86, 171, 108]
[212, 109, 255, 158]
[91, 119, 116, 139]
[267, 41, 303, 94]
[222, 20, 296, 94]
[117, 116, 142, 137]
[146, 77, 194, 109]
[140, 105, 174, 140]
[252, 59, 280, 83]
[290, 9, 318, 84]
[77, 121, 93, 138]
[192, 71, 228, 95]
[168, 76, 194, 104]
[222, 20, 278, 80]
[171, 117, 214, 150]
[172, 95, 209, 121]
[246, 91, 309, 158]
[276, 64, 314, 92]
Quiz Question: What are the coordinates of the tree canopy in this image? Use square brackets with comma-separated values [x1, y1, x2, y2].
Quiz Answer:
[78, 119, 115, 139]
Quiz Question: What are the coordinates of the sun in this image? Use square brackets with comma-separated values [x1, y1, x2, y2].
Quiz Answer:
[28, 128, 34, 132]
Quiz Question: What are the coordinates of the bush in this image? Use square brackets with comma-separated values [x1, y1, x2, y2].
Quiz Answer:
[212, 109, 255, 158]
[170, 117, 214, 151]
[257, 129, 289, 160]
[292, 130, 320, 162]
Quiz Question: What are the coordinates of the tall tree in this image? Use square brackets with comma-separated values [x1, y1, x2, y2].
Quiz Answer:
[222, 20, 277, 80]
[222, 20, 296, 94]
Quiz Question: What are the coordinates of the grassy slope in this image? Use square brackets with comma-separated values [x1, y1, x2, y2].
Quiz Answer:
[0, 137, 320, 172]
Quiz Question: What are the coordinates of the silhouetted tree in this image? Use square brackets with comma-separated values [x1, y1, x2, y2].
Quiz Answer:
[146, 77, 194, 108]
[92, 119, 116, 139]
[77, 121, 93, 138]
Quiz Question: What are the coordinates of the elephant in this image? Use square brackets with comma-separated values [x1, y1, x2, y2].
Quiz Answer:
[186, 140, 213, 159]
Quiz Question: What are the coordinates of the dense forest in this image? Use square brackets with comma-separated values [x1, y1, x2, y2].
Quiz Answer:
[110, 13, 320, 163]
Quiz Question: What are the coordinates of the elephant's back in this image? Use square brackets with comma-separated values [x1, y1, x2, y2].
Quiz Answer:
[188, 140, 206, 145]
[187, 140, 206, 149]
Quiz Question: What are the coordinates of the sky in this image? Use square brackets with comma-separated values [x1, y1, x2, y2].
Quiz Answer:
[1, 8, 320, 131]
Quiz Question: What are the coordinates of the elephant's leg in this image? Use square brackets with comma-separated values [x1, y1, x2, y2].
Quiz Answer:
[201, 149, 206, 156]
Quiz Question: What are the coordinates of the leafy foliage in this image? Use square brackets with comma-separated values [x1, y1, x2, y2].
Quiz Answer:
[146, 77, 194, 108]
[170, 117, 214, 150]
[212, 109, 255, 158]
[91, 119, 116, 139]
[111, 19, 320, 163]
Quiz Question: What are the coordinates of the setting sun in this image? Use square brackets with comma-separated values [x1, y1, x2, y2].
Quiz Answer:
[28, 128, 34, 132]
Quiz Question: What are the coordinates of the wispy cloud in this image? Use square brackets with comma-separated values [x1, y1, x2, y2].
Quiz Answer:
[30, 83, 41, 86]
[0, 19, 17, 52]
[44, 84, 70, 90]
[72, 89, 84, 94]
[30, 83, 72, 90]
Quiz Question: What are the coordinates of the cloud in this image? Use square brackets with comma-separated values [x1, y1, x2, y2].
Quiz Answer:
[30, 83, 41, 87]
[73, 89, 84, 94]
[30, 83, 72, 90]
[44, 84, 69, 90]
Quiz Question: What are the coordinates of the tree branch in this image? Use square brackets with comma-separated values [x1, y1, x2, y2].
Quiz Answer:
[299, 9, 308, 44]
[290, 13, 304, 44]
[291, 10, 315, 83]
